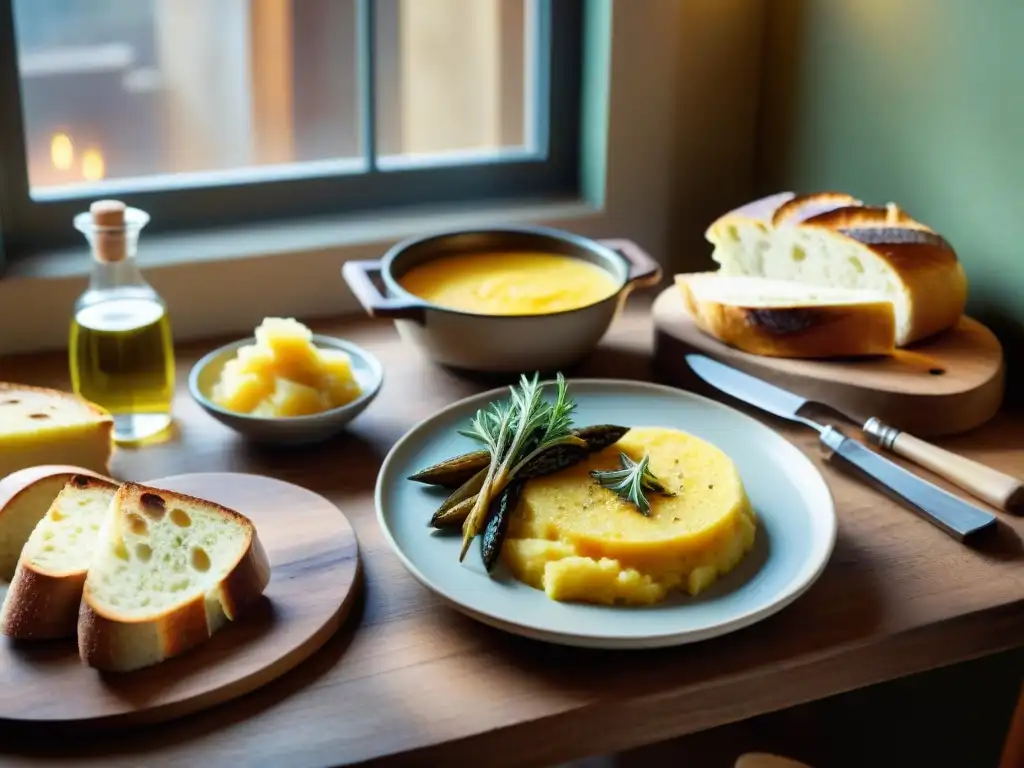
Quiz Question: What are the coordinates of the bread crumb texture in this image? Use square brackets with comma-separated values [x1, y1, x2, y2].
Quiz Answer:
[24, 476, 117, 576]
[86, 484, 252, 619]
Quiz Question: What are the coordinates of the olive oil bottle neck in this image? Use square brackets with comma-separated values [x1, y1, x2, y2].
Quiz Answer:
[74, 200, 156, 298]
[84, 227, 154, 296]
[88, 256, 150, 293]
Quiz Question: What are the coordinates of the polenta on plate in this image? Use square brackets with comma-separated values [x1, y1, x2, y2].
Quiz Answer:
[502, 427, 757, 606]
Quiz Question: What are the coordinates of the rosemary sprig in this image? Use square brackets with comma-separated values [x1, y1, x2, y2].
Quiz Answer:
[590, 452, 675, 516]
[456, 372, 584, 561]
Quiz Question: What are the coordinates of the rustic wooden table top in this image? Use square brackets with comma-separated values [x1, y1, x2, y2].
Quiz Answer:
[1, 298, 1023, 768]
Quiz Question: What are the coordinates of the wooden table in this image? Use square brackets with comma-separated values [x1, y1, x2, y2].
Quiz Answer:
[2, 299, 1023, 767]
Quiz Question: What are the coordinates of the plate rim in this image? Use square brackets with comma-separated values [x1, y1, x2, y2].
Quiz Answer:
[375, 378, 837, 649]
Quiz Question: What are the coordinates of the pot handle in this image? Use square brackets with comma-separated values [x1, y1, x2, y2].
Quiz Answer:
[342, 260, 426, 322]
[600, 239, 663, 287]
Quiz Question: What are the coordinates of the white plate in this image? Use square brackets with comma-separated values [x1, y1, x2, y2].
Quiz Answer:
[375, 379, 836, 649]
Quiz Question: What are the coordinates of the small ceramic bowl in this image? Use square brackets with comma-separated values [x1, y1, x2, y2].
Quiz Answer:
[188, 335, 383, 446]
[342, 225, 662, 373]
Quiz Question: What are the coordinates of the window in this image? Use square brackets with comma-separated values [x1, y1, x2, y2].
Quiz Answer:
[0, 0, 583, 254]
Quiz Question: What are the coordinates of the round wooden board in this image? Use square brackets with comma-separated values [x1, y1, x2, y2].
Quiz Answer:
[652, 287, 1005, 437]
[0, 472, 360, 727]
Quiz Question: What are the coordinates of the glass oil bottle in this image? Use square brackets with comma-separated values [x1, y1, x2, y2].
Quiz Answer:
[69, 200, 175, 443]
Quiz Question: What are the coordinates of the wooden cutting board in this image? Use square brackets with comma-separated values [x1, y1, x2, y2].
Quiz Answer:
[652, 287, 1005, 437]
[0, 472, 360, 727]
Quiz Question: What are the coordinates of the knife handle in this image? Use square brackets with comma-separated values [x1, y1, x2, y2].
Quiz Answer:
[864, 418, 1024, 515]
[819, 426, 998, 541]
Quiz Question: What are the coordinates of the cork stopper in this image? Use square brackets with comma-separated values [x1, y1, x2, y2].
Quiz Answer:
[89, 199, 127, 263]
[91, 199, 126, 227]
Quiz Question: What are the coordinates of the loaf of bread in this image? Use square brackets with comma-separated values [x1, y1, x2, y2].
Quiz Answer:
[704, 191, 968, 346]
[78, 482, 271, 672]
[0, 465, 109, 581]
[0, 474, 118, 639]
[0, 383, 113, 480]
[676, 272, 896, 358]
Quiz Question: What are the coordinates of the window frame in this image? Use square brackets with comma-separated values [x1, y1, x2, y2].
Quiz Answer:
[0, 0, 583, 257]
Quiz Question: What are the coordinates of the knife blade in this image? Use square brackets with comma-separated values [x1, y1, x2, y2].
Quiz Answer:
[685, 354, 998, 542]
[676, 352, 1023, 513]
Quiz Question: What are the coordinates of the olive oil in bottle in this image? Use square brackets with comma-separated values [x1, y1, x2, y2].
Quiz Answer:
[69, 200, 175, 443]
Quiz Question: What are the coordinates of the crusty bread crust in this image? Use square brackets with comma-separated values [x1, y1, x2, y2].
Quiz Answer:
[1, 568, 89, 639]
[0, 474, 119, 639]
[804, 204, 934, 232]
[0, 465, 111, 581]
[0, 466, 109, 501]
[676, 274, 896, 359]
[219, 532, 271, 621]
[78, 482, 272, 673]
[704, 191, 794, 237]
[707, 192, 967, 345]
[772, 191, 860, 227]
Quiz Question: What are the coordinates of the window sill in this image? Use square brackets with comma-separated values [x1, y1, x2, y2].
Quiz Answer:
[5, 196, 600, 281]
[0, 196, 607, 355]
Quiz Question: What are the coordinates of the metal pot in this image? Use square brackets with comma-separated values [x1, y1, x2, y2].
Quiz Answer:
[342, 225, 661, 373]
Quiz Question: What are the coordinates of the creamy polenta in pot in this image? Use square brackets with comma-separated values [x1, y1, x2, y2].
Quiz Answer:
[504, 427, 756, 606]
[397, 252, 620, 315]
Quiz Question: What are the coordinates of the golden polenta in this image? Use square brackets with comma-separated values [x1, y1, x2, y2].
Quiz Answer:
[397, 252, 619, 315]
[502, 427, 756, 606]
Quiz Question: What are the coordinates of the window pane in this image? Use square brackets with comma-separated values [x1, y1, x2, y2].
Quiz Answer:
[13, 0, 362, 195]
[375, 0, 537, 165]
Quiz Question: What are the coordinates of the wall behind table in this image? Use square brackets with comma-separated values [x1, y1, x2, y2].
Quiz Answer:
[758, 0, 1024, 406]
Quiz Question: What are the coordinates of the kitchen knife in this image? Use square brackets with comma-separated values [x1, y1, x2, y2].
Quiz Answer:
[685, 354, 998, 542]
[861, 417, 1023, 514]
[680, 356, 1022, 512]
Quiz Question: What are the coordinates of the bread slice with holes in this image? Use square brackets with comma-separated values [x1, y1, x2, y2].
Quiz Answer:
[676, 272, 897, 358]
[705, 192, 968, 345]
[0, 465, 110, 581]
[78, 482, 271, 672]
[0, 474, 119, 639]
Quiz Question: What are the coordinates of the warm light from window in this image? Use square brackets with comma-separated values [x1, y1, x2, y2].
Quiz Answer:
[50, 132, 74, 170]
[81, 148, 106, 181]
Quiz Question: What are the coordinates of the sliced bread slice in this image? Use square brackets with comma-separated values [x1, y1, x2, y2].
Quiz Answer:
[676, 272, 897, 358]
[78, 482, 271, 672]
[0, 474, 119, 639]
[705, 192, 967, 345]
[0, 383, 114, 480]
[0, 465, 109, 581]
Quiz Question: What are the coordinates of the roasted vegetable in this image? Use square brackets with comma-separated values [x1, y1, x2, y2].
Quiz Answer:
[432, 441, 603, 531]
[407, 449, 489, 488]
[430, 494, 478, 529]
[480, 481, 524, 572]
[574, 424, 630, 453]
[435, 468, 487, 517]
[458, 374, 582, 561]
[410, 424, 629, 488]
[518, 441, 589, 478]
